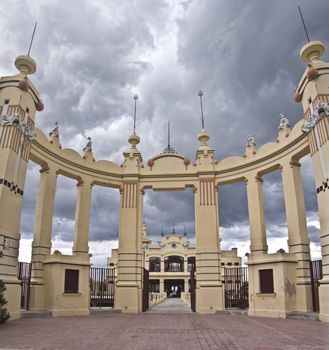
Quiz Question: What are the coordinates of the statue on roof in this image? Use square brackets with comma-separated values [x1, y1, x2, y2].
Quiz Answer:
[83, 136, 92, 152]
[49, 122, 59, 137]
[246, 134, 256, 147]
[279, 113, 290, 129]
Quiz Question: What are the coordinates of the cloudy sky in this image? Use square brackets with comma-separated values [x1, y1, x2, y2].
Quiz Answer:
[1, 0, 328, 266]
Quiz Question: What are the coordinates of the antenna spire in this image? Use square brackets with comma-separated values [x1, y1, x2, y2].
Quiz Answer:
[163, 120, 176, 153]
[198, 90, 205, 129]
[133, 94, 138, 134]
[298, 5, 310, 43]
[27, 22, 37, 56]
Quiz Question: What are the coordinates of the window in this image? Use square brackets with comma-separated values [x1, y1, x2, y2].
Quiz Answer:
[2, 99, 9, 115]
[149, 257, 161, 272]
[188, 257, 196, 272]
[234, 262, 239, 266]
[149, 279, 160, 293]
[259, 269, 274, 293]
[109, 263, 114, 267]
[64, 269, 79, 293]
[227, 262, 232, 266]
[164, 256, 184, 272]
[221, 262, 225, 266]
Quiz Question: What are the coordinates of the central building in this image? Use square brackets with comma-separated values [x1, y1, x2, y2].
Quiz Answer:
[108, 224, 242, 301]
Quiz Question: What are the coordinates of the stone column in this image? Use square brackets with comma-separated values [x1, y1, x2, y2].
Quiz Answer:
[310, 133, 329, 322]
[115, 181, 143, 313]
[29, 165, 57, 310]
[184, 278, 189, 293]
[245, 174, 268, 254]
[184, 256, 188, 272]
[160, 278, 164, 293]
[160, 257, 164, 272]
[73, 179, 93, 256]
[281, 159, 312, 312]
[194, 179, 222, 313]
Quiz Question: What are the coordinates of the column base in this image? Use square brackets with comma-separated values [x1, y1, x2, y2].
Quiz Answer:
[296, 282, 313, 313]
[196, 283, 224, 314]
[3, 280, 21, 320]
[29, 282, 45, 311]
[319, 280, 329, 323]
[115, 282, 141, 313]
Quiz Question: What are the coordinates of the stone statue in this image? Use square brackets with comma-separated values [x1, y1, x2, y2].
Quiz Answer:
[23, 124, 37, 141]
[246, 134, 256, 147]
[83, 136, 92, 152]
[302, 103, 329, 133]
[1, 112, 20, 126]
[279, 113, 290, 129]
[49, 122, 59, 137]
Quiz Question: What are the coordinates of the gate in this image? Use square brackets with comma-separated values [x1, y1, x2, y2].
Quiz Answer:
[224, 267, 248, 309]
[89, 267, 115, 308]
[190, 267, 196, 312]
[142, 268, 149, 312]
[310, 260, 322, 312]
[17, 262, 31, 310]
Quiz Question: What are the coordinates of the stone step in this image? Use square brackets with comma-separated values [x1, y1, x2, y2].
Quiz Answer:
[21, 310, 52, 318]
[286, 312, 319, 321]
[216, 308, 248, 316]
[90, 308, 122, 316]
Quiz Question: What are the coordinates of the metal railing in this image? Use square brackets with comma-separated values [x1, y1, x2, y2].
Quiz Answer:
[224, 267, 248, 309]
[89, 267, 115, 308]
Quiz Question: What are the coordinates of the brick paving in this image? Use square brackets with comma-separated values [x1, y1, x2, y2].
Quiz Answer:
[0, 313, 328, 350]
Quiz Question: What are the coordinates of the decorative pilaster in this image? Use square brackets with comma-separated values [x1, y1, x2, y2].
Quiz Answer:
[194, 179, 222, 313]
[73, 179, 93, 256]
[194, 127, 222, 313]
[281, 159, 312, 312]
[31, 166, 57, 281]
[29, 166, 57, 310]
[245, 174, 268, 254]
[0, 53, 42, 319]
[115, 181, 143, 313]
[294, 40, 329, 322]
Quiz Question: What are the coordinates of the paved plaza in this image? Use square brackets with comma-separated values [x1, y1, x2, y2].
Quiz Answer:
[0, 309, 328, 350]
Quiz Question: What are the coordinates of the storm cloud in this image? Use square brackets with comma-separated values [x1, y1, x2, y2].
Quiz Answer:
[1, 0, 327, 265]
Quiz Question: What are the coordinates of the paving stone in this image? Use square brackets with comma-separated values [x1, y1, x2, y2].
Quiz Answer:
[0, 312, 328, 350]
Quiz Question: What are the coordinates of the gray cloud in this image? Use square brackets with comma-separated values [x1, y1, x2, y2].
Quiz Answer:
[5, 0, 327, 264]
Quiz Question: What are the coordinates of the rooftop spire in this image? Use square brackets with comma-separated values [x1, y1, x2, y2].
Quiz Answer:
[163, 121, 176, 153]
[198, 90, 205, 129]
[27, 22, 37, 56]
[298, 5, 310, 43]
[133, 94, 138, 134]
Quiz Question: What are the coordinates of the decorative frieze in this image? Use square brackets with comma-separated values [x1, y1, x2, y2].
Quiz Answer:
[0, 178, 24, 196]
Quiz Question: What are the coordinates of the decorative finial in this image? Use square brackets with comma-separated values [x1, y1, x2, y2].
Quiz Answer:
[83, 136, 92, 152]
[246, 134, 256, 147]
[184, 224, 187, 237]
[27, 22, 38, 56]
[172, 222, 176, 234]
[279, 113, 290, 129]
[163, 121, 176, 153]
[133, 94, 138, 134]
[198, 90, 205, 129]
[15, 22, 38, 75]
[161, 225, 164, 237]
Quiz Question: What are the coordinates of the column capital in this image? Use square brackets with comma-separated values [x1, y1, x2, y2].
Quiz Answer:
[289, 159, 301, 168]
